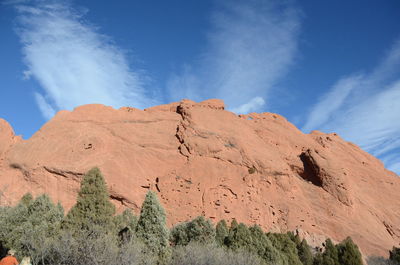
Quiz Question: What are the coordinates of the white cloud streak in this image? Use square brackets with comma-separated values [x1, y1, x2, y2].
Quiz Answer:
[303, 40, 400, 174]
[14, 0, 156, 118]
[167, 0, 301, 113]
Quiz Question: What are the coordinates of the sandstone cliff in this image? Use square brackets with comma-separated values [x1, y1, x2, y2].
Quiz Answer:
[0, 99, 399, 257]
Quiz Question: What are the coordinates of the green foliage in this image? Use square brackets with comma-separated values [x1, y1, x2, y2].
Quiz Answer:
[298, 239, 313, 265]
[171, 242, 265, 265]
[336, 237, 363, 265]
[171, 216, 215, 246]
[313, 253, 324, 265]
[113, 208, 138, 239]
[0, 193, 64, 262]
[63, 167, 115, 233]
[322, 238, 340, 265]
[225, 223, 253, 251]
[268, 233, 303, 265]
[136, 190, 171, 264]
[215, 219, 229, 246]
[20, 193, 33, 206]
[390, 247, 400, 263]
[249, 225, 286, 265]
[0, 167, 375, 265]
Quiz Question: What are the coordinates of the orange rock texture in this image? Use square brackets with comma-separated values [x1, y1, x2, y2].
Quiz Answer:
[0, 99, 399, 257]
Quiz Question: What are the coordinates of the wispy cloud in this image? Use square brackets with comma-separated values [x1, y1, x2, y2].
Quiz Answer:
[303, 40, 400, 174]
[167, 0, 301, 113]
[14, 0, 156, 118]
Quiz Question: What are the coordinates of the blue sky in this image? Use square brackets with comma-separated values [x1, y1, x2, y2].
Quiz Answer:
[0, 0, 399, 174]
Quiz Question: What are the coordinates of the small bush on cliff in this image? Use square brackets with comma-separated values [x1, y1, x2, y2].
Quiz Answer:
[136, 190, 171, 264]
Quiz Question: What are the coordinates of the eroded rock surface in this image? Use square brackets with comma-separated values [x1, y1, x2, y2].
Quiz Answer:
[0, 99, 399, 257]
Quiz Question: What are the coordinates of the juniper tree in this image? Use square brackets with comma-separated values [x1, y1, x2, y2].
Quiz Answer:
[63, 167, 115, 234]
[170, 216, 215, 246]
[249, 225, 286, 265]
[298, 239, 313, 265]
[336, 237, 363, 265]
[0, 194, 64, 262]
[225, 223, 253, 251]
[113, 208, 138, 241]
[322, 238, 340, 265]
[136, 191, 171, 264]
[268, 233, 303, 265]
[390, 247, 400, 263]
[215, 219, 229, 246]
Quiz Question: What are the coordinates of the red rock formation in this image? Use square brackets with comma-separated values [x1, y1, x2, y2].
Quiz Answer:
[0, 99, 399, 257]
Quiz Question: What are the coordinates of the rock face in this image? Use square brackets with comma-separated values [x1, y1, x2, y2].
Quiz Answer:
[0, 99, 399, 257]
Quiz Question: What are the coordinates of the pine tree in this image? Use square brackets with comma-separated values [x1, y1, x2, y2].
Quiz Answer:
[215, 219, 229, 246]
[63, 167, 115, 233]
[136, 191, 171, 264]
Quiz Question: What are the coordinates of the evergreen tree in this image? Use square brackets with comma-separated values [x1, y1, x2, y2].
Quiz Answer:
[170, 216, 215, 246]
[185, 216, 215, 245]
[313, 253, 324, 265]
[136, 191, 171, 264]
[249, 225, 286, 265]
[170, 222, 189, 246]
[63, 167, 115, 233]
[0, 194, 64, 262]
[298, 239, 313, 265]
[336, 237, 363, 265]
[390, 247, 400, 263]
[322, 238, 339, 265]
[268, 233, 303, 265]
[215, 219, 229, 246]
[225, 223, 253, 251]
[113, 208, 138, 241]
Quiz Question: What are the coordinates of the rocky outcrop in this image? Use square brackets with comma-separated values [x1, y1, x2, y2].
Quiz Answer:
[0, 99, 399, 257]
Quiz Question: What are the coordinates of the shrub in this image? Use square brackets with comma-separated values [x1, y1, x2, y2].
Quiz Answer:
[170, 242, 265, 265]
